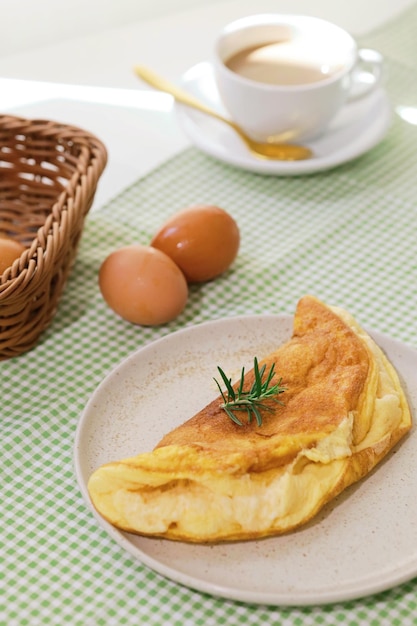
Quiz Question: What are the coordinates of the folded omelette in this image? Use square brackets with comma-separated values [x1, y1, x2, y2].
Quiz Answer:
[87, 295, 412, 542]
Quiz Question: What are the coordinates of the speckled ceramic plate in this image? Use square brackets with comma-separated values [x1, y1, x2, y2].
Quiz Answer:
[74, 315, 417, 606]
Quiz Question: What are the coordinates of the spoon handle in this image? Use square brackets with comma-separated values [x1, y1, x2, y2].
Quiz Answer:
[133, 64, 313, 161]
[134, 65, 231, 126]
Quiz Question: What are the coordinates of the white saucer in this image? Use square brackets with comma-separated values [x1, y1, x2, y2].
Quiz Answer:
[175, 62, 392, 176]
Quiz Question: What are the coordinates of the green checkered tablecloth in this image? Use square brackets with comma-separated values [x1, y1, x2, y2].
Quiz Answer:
[2, 4, 417, 625]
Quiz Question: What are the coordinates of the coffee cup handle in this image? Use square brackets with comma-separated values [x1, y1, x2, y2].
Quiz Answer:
[347, 48, 384, 101]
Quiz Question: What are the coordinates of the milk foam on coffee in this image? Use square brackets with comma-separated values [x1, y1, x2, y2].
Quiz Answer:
[225, 40, 344, 86]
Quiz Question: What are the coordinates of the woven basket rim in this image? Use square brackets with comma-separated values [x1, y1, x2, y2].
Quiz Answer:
[0, 114, 107, 287]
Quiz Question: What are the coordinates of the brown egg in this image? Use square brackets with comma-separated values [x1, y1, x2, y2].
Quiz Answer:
[99, 245, 188, 326]
[0, 236, 26, 274]
[151, 205, 240, 283]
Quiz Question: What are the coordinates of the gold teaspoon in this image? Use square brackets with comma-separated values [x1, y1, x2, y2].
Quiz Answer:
[133, 65, 313, 161]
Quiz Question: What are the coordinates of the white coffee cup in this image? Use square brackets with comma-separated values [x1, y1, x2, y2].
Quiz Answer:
[213, 14, 383, 142]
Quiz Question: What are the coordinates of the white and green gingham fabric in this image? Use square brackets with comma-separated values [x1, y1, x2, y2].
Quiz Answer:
[2, 4, 417, 625]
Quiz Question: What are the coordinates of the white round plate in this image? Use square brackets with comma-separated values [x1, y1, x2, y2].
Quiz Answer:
[74, 315, 417, 606]
[175, 62, 392, 175]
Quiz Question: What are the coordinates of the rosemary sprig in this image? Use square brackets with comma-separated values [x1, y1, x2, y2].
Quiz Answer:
[214, 357, 286, 427]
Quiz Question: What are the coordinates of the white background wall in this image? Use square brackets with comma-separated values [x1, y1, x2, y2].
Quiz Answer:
[1, 0, 414, 60]
[0, 0, 210, 57]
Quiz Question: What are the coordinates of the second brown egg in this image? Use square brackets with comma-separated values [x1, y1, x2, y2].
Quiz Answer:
[151, 204, 240, 283]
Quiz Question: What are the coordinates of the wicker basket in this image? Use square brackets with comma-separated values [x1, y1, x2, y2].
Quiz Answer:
[0, 114, 107, 360]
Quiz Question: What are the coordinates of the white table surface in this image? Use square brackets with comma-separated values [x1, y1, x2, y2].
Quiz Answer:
[0, 0, 415, 208]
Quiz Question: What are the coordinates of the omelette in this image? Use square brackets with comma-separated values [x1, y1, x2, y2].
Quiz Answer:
[87, 295, 412, 542]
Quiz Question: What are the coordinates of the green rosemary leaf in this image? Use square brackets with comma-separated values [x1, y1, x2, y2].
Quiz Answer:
[252, 403, 263, 427]
[264, 362, 276, 388]
[213, 376, 228, 404]
[214, 357, 287, 427]
[216, 366, 236, 402]
[254, 357, 263, 397]
[224, 406, 244, 426]
[237, 366, 245, 396]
